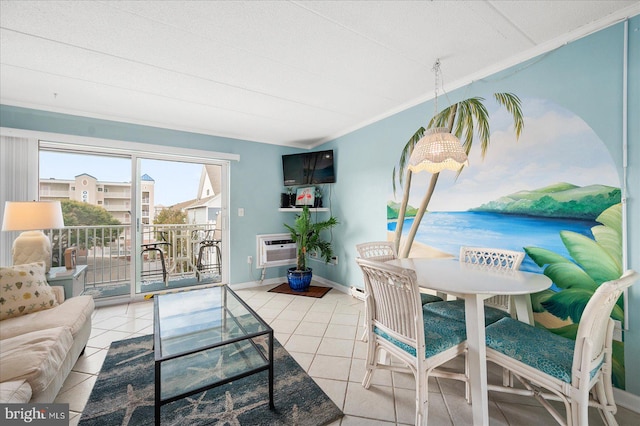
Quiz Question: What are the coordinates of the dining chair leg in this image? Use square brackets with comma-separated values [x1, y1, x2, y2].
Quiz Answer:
[362, 343, 376, 389]
[599, 357, 618, 421]
[378, 349, 391, 365]
[464, 352, 471, 403]
[571, 399, 589, 426]
[417, 372, 429, 426]
[502, 368, 514, 387]
[362, 367, 373, 389]
[593, 379, 618, 425]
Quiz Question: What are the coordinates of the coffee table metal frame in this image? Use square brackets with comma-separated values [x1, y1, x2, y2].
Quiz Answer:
[153, 285, 274, 425]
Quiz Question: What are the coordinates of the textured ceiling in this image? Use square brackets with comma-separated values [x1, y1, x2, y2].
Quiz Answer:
[1, 1, 638, 147]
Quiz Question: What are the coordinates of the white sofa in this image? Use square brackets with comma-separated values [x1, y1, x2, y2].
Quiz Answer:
[0, 286, 94, 403]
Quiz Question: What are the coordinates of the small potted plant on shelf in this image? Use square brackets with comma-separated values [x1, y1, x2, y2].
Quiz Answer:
[313, 187, 323, 208]
[281, 187, 295, 208]
[284, 205, 338, 291]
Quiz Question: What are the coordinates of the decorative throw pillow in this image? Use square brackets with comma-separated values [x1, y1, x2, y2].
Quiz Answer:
[0, 262, 59, 321]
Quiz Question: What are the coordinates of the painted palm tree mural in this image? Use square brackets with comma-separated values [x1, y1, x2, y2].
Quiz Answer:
[525, 203, 626, 388]
[389, 97, 624, 387]
[392, 93, 524, 257]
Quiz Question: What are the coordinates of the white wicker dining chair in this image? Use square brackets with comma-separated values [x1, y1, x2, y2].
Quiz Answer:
[355, 241, 443, 342]
[423, 246, 525, 395]
[460, 246, 525, 313]
[485, 269, 638, 426]
[355, 241, 397, 262]
[355, 242, 443, 304]
[356, 258, 467, 426]
[423, 247, 525, 325]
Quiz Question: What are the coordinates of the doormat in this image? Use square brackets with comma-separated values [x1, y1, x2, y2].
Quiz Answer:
[268, 283, 331, 298]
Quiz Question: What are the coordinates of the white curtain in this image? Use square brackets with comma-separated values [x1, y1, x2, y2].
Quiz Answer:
[0, 135, 39, 266]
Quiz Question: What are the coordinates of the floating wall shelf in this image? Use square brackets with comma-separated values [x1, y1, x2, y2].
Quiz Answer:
[278, 208, 328, 212]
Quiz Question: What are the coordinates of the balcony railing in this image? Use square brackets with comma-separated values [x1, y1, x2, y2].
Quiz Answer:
[40, 190, 73, 197]
[103, 190, 131, 198]
[47, 223, 221, 298]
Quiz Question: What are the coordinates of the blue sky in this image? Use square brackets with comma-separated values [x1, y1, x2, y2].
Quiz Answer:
[39, 152, 203, 206]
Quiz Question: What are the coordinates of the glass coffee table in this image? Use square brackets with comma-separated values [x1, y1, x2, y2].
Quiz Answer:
[153, 286, 273, 425]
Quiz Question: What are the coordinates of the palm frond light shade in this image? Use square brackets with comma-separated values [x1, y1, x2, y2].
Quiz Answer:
[408, 59, 469, 174]
[408, 127, 469, 173]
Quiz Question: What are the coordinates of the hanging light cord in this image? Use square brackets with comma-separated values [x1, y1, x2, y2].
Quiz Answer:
[432, 59, 441, 115]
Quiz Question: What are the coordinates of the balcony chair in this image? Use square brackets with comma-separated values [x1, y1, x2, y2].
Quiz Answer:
[485, 269, 638, 426]
[356, 258, 468, 426]
[141, 231, 171, 286]
[192, 228, 222, 282]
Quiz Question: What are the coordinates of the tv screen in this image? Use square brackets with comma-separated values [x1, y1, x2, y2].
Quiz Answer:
[282, 150, 335, 186]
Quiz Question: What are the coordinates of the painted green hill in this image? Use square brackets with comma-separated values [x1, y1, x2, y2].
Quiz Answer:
[387, 201, 418, 219]
[471, 183, 620, 220]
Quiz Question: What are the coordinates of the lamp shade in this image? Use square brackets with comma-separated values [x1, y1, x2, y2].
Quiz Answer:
[408, 127, 469, 174]
[2, 201, 64, 272]
[2, 201, 65, 231]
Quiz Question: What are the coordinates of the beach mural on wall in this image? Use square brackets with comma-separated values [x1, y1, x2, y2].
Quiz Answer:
[388, 97, 626, 387]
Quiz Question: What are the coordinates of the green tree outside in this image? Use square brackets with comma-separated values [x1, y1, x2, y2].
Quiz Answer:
[154, 208, 187, 224]
[52, 200, 122, 266]
[61, 200, 121, 227]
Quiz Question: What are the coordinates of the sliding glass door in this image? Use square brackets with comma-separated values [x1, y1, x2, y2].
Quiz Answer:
[39, 149, 133, 299]
[39, 145, 228, 301]
[135, 157, 226, 294]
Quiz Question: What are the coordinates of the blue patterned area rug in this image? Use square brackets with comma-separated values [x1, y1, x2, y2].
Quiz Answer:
[79, 335, 343, 425]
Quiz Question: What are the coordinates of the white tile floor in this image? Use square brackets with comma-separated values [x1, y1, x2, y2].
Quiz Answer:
[56, 283, 640, 425]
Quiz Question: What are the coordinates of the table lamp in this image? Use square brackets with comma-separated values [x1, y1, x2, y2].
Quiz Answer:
[1, 201, 65, 272]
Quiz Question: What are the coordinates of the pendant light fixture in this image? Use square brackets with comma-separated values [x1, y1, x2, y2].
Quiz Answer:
[408, 60, 469, 174]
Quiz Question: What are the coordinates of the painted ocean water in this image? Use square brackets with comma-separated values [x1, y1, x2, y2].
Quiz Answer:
[388, 211, 597, 274]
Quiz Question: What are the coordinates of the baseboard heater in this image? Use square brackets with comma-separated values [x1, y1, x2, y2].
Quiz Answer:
[256, 233, 297, 268]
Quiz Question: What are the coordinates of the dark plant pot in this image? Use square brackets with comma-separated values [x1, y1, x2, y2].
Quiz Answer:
[280, 193, 290, 208]
[287, 267, 312, 292]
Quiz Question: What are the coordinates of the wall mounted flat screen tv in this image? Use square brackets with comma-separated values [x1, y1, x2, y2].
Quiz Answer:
[282, 149, 335, 186]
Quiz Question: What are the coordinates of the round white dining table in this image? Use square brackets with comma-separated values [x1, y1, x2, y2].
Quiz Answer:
[386, 258, 552, 426]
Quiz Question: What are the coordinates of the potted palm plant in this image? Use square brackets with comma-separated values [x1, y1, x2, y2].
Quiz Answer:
[284, 205, 338, 291]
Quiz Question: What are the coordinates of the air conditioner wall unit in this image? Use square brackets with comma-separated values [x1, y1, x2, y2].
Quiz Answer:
[256, 233, 297, 268]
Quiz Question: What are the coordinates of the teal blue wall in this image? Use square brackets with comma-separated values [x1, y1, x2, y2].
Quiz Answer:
[1, 16, 638, 395]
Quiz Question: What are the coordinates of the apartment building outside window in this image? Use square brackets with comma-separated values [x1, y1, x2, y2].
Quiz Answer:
[39, 173, 155, 225]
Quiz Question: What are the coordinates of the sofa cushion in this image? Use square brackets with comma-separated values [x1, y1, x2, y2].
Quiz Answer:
[0, 295, 94, 341]
[0, 326, 74, 395]
[0, 262, 58, 321]
[0, 380, 32, 403]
